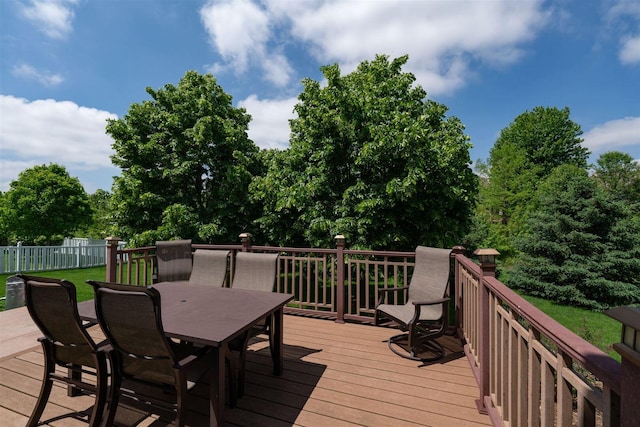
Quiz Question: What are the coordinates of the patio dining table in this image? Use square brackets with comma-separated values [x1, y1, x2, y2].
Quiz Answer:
[77, 281, 294, 427]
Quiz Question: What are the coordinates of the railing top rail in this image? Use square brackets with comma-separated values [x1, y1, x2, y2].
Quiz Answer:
[114, 243, 428, 258]
[192, 244, 242, 251]
[343, 249, 415, 257]
[243, 245, 337, 254]
[117, 246, 155, 254]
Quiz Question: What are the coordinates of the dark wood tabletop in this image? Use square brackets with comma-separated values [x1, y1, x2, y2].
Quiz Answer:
[78, 282, 294, 427]
[79, 282, 293, 346]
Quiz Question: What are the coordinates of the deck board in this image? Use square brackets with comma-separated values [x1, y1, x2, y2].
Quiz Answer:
[0, 311, 491, 426]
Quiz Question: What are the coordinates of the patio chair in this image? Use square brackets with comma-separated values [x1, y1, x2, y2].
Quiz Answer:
[229, 251, 279, 396]
[189, 249, 230, 286]
[374, 246, 452, 361]
[19, 275, 109, 427]
[87, 281, 225, 427]
[154, 239, 193, 283]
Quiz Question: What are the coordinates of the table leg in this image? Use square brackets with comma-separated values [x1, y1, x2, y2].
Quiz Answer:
[210, 346, 225, 427]
[272, 307, 284, 375]
[68, 365, 81, 396]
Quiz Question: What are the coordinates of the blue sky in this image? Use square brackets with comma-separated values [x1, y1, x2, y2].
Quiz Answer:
[1, 0, 639, 194]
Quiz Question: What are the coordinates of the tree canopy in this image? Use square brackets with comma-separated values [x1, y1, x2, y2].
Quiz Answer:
[74, 189, 114, 239]
[593, 151, 640, 204]
[106, 71, 261, 245]
[251, 55, 477, 250]
[473, 106, 590, 256]
[1, 163, 92, 245]
[507, 165, 640, 310]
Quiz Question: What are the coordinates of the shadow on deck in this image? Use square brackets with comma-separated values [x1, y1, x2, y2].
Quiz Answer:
[0, 310, 491, 426]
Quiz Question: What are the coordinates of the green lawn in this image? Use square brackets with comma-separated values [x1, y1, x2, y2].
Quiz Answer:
[519, 293, 621, 360]
[0, 266, 106, 310]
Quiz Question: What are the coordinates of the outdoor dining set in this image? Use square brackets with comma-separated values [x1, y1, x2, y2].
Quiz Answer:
[19, 240, 293, 427]
[17, 240, 453, 427]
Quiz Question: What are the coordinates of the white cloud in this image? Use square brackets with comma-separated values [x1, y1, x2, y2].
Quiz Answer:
[200, 0, 294, 86]
[12, 64, 64, 86]
[605, 0, 640, 65]
[21, 0, 80, 39]
[221, 0, 549, 96]
[620, 35, 640, 64]
[0, 95, 118, 192]
[238, 95, 297, 150]
[582, 116, 640, 156]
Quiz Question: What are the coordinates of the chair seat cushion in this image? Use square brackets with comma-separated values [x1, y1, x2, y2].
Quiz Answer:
[377, 302, 442, 325]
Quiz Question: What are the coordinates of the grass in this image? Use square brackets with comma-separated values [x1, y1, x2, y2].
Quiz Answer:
[0, 266, 106, 310]
[519, 293, 621, 361]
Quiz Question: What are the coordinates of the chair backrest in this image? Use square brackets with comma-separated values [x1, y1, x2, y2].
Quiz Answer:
[155, 239, 193, 282]
[88, 281, 178, 385]
[19, 274, 98, 367]
[189, 249, 230, 286]
[231, 252, 279, 292]
[407, 246, 452, 314]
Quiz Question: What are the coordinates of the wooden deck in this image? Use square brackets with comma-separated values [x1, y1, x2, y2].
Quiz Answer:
[0, 308, 491, 426]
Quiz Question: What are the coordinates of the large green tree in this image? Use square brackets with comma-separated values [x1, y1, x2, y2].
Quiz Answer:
[106, 71, 261, 245]
[473, 106, 590, 257]
[74, 189, 114, 239]
[508, 165, 640, 310]
[2, 164, 92, 245]
[593, 151, 640, 204]
[252, 55, 477, 250]
[0, 192, 11, 245]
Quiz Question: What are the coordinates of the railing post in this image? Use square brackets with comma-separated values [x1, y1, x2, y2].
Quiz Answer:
[16, 241, 22, 273]
[605, 306, 639, 427]
[105, 237, 121, 282]
[239, 232, 252, 252]
[473, 248, 500, 414]
[451, 246, 465, 334]
[334, 234, 346, 324]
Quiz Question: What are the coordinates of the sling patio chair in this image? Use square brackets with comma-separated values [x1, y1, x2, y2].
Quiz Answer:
[188, 249, 230, 286]
[374, 246, 452, 362]
[154, 239, 193, 283]
[18, 275, 110, 427]
[87, 281, 228, 427]
[229, 251, 280, 396]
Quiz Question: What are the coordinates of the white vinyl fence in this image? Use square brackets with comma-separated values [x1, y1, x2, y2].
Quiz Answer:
[1, 240, 109, 274]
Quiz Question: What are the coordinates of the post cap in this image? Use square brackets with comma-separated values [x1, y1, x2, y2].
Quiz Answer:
[473, 248, 500, 264]
[606, 306, 640, 351]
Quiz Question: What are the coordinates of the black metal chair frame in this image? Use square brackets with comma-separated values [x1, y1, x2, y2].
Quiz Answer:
[87, 281, 217, 427]
[19, 274, 109, 427]
[229, 252, 280, 396]
[374, 247, 452, 362]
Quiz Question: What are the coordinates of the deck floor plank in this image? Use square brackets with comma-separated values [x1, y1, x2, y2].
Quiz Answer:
[0, 312, 491, 426]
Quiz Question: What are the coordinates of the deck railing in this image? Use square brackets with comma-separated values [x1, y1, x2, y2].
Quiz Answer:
[105, 235, 637, 426]
[455, 253, 627, 427]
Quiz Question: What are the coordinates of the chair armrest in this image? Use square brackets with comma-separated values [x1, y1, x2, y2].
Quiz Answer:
[378, 286, 409, 294]
[177, 354, 199, 367]
[412, 297, 450, 306]
[175, 344, 212, 369]
[376, 286, 410, 306]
